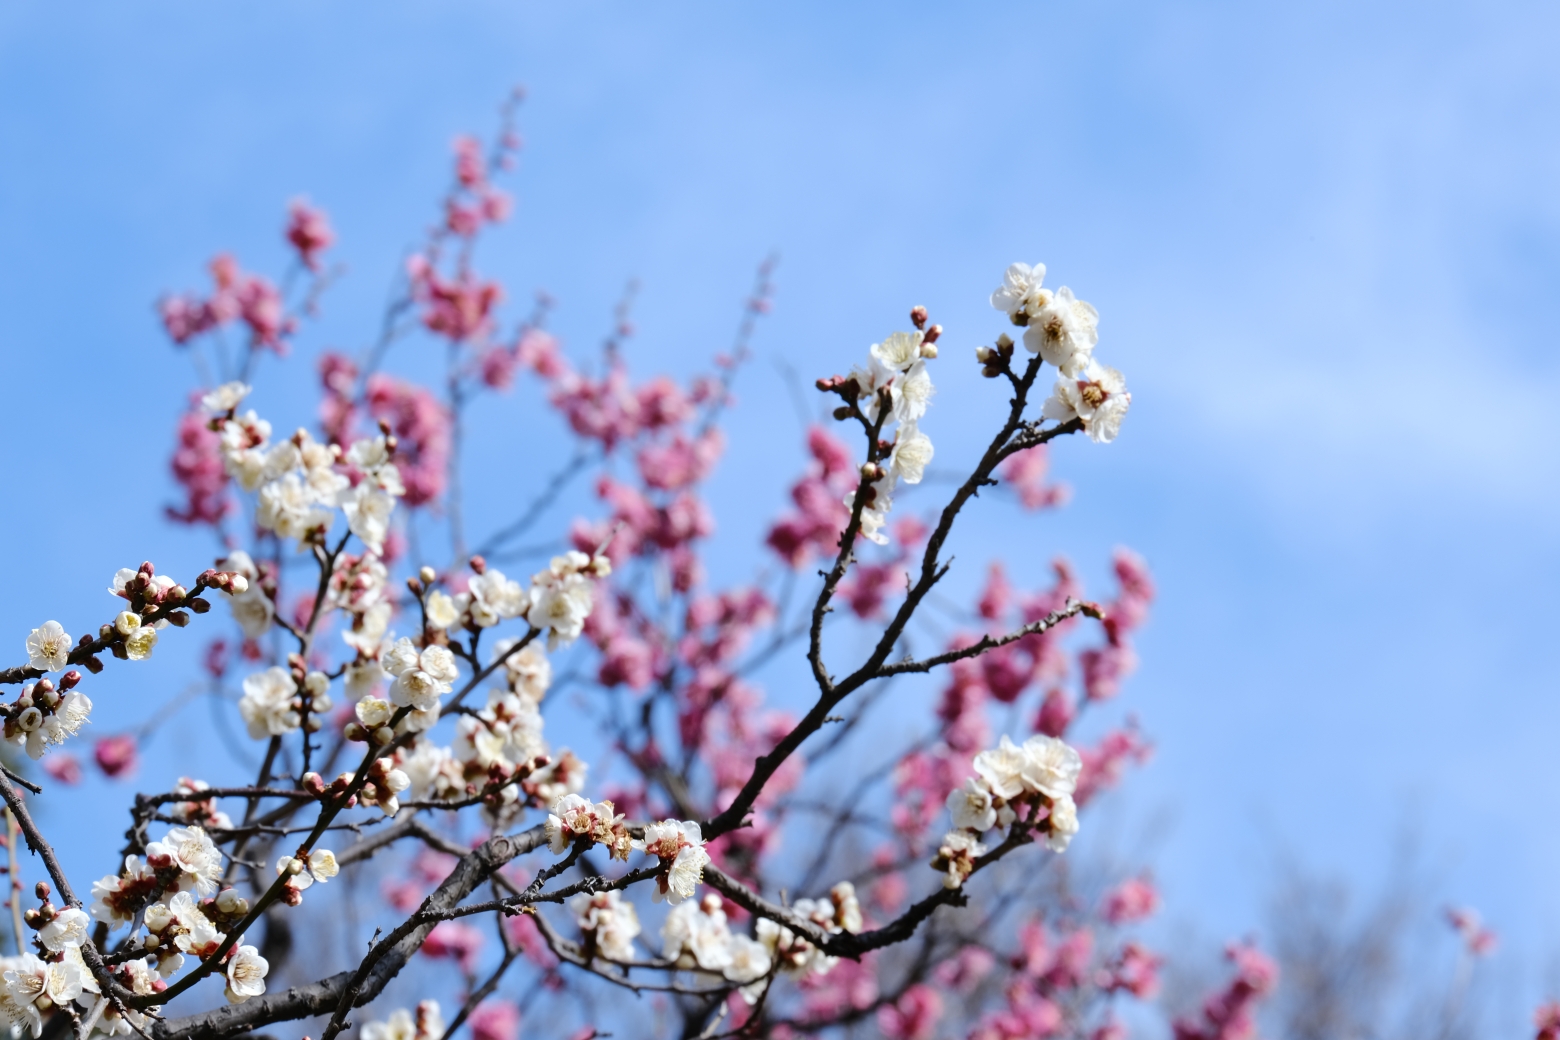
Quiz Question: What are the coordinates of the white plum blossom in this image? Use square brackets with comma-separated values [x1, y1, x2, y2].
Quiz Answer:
[124, 625, 159, 661]
[1023, 286, 1100, 377]
[662, 897, 733, 971]
[342, 483, 396, 553]
[853, 474, 897, 547]
[382, 638, 459, 711]
[891, 359, 934, 424]
[424, 590, 460, 630]
[990, 262, 1049, 322]
[342, 603, 391, 660]
[224, 945, 268, 1004]
[90, 855, 155, 926]
[1046, 794, 1080, 852]
[546, 794, 605, 854]
[492, 638, 551, 702]
[972, 735, 1029, 800]
[239, 667, 300, 739]
[36, 907, 90, 952]
[277, 849, 339, 892]
[872, 330, 924, 369]
[145, 824, 223, 895]
[467, 569, 528, 627]
[889, 423, 933, 485]
[347, 436, 406, 496]
[219, 551, 274, 640]
[257, 472, 336, 543]
[1042, 359, 1131, 444]
[24, 622, 70, 673]
[636, 820, 710, 905]
[947, 776, 998, 832]
[571, 890, 641, 962]
[361, 1002, 444, 1040]
[201, 381, 252, 413]
[727, 935, 774, 1001]
[527, 553, 603, 649]
[1020, 732, 1083, 799]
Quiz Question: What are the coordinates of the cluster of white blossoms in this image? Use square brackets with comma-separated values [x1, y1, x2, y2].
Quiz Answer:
[207, 383, 406, 550]
[78, 823, 270, 1012]
[845, 331, 938, 545]
[0, 937, 157, 1040]
[545, 808, 710, 904]
[661, 895, 774, 1002]
[3, 673, 91, 760]
[935, 733, 1084, 890]
[423, 552, 607, 650]
[399, 638, 573, 821]
[988, 263, 1132, 444]
[360, 1000, 444, 1040]
[570, 889, 642, 963]
[655, 883, 862, 1005]
[238, 666, 332, 740]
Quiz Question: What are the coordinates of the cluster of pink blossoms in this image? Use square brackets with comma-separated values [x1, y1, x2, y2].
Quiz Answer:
[1172, 944, 1280, 1040]
[159, 253, 295, 353]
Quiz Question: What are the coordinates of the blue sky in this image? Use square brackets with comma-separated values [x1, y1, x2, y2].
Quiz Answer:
[2, 0, 1558, 1027]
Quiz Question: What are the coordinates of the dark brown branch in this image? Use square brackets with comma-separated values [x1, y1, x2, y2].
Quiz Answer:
[873, 598, 1097, 679]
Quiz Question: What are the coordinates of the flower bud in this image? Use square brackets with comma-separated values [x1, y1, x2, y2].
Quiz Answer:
[59, 671, 81, 691]
[83, 657, 104, 674]
[910, 305, 928, 329]
[372, 726, 395, 746]
[832, 405, 854, 421]
[227, 574, 250, 595]
[216, 889, 248, 915]
[342, 723, 367, 743]
[187, 597, 211, 614]
[406, 577, 424, 596]
[302, 772, 327, 796]
[469, 555, 487, 575]
[924, 323, 942, 345]
[920, 343, 938, 359]
[975, 346, 994, 363]
[167, 611, 190, 628]
[419, 566, 437, 585]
